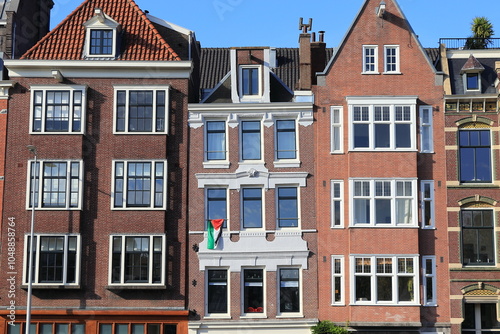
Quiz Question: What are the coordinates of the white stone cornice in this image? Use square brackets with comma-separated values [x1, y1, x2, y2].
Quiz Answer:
[4, 60, 192, 79]
[188, 102, 314, 128]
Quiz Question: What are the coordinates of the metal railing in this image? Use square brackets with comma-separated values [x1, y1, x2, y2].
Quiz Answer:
[439, 38, 500, 50]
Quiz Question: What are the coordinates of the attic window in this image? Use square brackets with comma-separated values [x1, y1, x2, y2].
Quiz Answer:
[90, 29, 113, 55]
[466, 73, 480, 91]
[83, 9, 121, 59]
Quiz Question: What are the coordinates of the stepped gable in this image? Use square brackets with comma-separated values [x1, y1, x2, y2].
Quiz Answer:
[21, 0, 180, 61]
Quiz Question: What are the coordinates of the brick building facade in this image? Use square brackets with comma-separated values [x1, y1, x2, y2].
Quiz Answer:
[0, 0, 199, 333]
[313, 0, 451, 332]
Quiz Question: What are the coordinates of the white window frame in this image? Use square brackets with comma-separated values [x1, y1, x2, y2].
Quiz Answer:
[23, 234, 81, 287]
[108, 234, 166, 287]
[421, 180, 435, 229]
[422, 256, 437, 306]
[113, 85, 170, 134]
[331, 180, 344, 228]
[205, 268, 230, 318]
[362, 45, 378, 74]
[26, 160, 83, 210]
[204, 119, 229, 169]
[276, 185, 301, 230]
[29, 85, 87, 134]
[350, 255, 420, 305]
[419, 106, 433, 153]
[238, 65, 262, 101]
[241, 267, 267, 317]
[241, 187, 264, 230]
[350, 178, 418, 227]
[384, 45, 400, 74]
[347, 97, 417, 151]
[331, 255, 345, 305]
[83, 9, 120, 58]
[463, 72, 481, 92]
[331, 106, 344, 154]
[277, 267, 303, 317]
[205, 187, 229, 229]
[274, 118, 300, 167]
[240, 119, 264, 163]
[111, 160, 168, 210]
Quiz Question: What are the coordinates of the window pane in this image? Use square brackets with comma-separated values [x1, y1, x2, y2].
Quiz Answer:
[395, 124, 411, 148]
[278, 187, 298, 227]
[242, 188, 262, 228]
[276, 120, 296, 159]
[377, 276, 392, 301]
[116, 324, 128, 334]
[355, 276, 371, 301]
[206, 121, 226, 160]
[354, 124, 369, 148]
[374, 124, 390, 148]
[100, 325, 112, 334]
[354, 199, 370, 224]
[279, 269, 299, 312]
[375, 199, 391, 224]
[208, 270, 227, 313]
[207, 189, 227, 223]
[242, 121, 261, 160]
[244, 269, 264, 313]
[398, 277, 414, 301]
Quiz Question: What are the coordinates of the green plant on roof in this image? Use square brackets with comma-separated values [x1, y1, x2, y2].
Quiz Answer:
[311, 320, 348, 334]
[465, 16, 494, 49]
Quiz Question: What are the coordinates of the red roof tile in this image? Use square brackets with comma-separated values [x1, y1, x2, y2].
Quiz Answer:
[22, 0, 180, 61]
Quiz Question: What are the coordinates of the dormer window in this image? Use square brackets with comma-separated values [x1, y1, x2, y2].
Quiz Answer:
[239, 65, 261, 99]
[83, 9, 121, 59]
[461, 55, 484, 92]
[466, 73, 480, 91]
[90, 29, 113, 55]
[241, 66, 259, 96]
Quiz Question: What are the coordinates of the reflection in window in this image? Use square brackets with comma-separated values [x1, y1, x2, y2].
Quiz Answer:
[459, 129, 491, 183]
[461, 210, 495, 265]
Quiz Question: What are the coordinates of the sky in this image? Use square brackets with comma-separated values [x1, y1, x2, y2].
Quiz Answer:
[49, 0, 500, 48]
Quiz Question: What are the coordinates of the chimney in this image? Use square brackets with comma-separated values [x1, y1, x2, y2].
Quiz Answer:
[298, 18, 313, 90]
[311, 31, 326, 86]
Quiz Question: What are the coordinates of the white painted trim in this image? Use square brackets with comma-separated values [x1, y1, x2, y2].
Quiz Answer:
[196, 170, 308, 190]
[5, 60, 192, 79]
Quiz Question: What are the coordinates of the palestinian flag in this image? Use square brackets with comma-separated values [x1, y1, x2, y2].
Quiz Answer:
[207, 219, 224, 249]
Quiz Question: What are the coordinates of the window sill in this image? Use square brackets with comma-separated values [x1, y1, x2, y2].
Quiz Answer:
[240, 314, 267, 319]
[203, 315, 231, 320]
[113, 132, 168, 135]
[203, 161, 230, 169]
[29, 132, 85, 135]
[361, 72, 380, 75]
[26, 207, 82, 211]
[276, 313, 303, 318]
[111, 207, 166, 211]
[349, 225, 419, 228]
[349, 148, 417, 152]
[449, 183, 498, 189]
[21, 284, 80, 289]
[273, 160, 301, 168]
[383, 72, 402, 75]
[350, 302, 420, 306]
[106, 285, 166, 290]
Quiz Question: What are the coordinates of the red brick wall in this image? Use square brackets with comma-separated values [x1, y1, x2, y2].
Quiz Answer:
[313, 0, 449, 326]
[0, 76, 190, 311]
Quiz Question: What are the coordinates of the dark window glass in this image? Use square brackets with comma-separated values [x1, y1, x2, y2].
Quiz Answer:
[354, 124, 369, 148]
[90, 29, 113, 55]
[207, 270, 227, 313]
[461, 210, 495, 265]
[279, 269, 300, 312]
[45, 91, 70, 132]
[244, 269, 264, 313]
[128, 91, 153, 132]
[242, 68, 259, 95]
[466, 73, 479, 90]
[459, 130, 491, 183]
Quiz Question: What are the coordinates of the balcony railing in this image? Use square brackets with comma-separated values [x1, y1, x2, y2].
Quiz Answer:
[439, 38, 500, 50]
